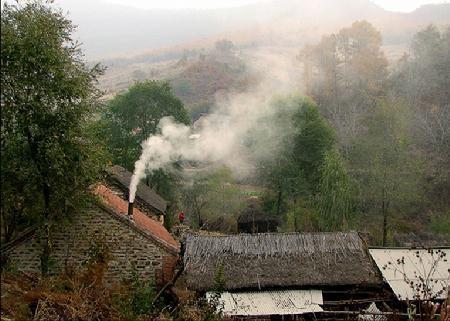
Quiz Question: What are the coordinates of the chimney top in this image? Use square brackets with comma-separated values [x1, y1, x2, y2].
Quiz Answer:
[128, 202, 134, 218]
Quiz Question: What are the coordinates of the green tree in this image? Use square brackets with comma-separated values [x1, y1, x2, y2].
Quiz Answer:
[179, 166, 242, 230]
[1, 1, 105, 272]
[257, 95, 335, 217]
[101, 80, 190, 200]
[316, 148, 354, 231]
[390, 25, 450, 211]
[349, 101, 422, 245]
[291, 98, 336, 190]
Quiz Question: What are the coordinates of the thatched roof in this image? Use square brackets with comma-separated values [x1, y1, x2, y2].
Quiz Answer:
[184, 232, 382, 292]
[106, 165, 167, 214]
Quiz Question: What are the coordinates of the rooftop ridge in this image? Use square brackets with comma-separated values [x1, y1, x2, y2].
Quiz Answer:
[185, 232, 363, 258]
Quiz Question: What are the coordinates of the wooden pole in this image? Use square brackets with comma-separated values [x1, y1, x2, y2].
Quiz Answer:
[318, 310, 440, 318]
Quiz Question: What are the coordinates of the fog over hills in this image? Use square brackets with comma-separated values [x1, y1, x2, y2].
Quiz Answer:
[56, 0, 450, 60]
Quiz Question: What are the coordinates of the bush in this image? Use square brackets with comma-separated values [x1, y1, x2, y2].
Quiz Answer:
[1, 262, 156, 321]
[1, 264, 229, 321]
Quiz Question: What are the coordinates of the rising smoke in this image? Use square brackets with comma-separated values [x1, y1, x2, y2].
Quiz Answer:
[129, 48, 301, 202]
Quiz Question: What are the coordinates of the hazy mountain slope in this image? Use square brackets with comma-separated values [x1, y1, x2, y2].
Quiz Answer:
[98, 48, 259, 120]
[93, 1, 449, 118]
[60, 0, 389, 59]
[77, 1, 449, 64]
[408, 3, 450, 21]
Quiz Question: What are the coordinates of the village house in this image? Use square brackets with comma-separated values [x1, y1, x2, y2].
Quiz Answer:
[182, 232, 394, 320]
[2, 169, 179, 287]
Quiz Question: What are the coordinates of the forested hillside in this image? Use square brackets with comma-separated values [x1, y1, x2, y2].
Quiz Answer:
[100, 42, 258, 119]
[1, 1, 449, 319]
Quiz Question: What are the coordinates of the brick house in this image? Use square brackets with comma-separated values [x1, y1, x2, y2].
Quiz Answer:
[2, 184, 179, 287]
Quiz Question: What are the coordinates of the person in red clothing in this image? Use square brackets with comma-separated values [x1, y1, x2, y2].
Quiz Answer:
[178, 211, 185, 224]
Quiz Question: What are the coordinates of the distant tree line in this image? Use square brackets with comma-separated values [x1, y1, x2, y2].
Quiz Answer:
[299, 21, 450, 244]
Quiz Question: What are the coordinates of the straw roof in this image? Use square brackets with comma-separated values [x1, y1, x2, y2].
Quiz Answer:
[184, 232, 382, 291]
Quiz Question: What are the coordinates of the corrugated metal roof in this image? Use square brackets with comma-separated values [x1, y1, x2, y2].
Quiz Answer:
[369, 248, 450, 300]
[206, 290, 323, 316]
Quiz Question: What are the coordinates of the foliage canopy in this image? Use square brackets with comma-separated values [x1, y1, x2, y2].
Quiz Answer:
[1, 0, 106, 271]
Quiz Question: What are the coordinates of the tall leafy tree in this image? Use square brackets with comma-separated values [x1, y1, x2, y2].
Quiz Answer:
[256, 95, 335, 217]
[390, 25, 450, 211]
[349, 101, 422, 245]
[316, 148, 354, 231]
[1, 1, 105, 272]
[100, 80, 190, 200]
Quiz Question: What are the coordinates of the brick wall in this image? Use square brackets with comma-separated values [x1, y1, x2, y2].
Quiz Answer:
[5, 203, 177, 286]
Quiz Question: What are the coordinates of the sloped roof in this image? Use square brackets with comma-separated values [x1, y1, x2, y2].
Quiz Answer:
[106, 165, 167, 214]
[358, 302, 386, 321]
[369, 248, 450, 300]
[184, 232, 382, 291]
[95, 185, 179, 253]
[206, 290, 323, 316]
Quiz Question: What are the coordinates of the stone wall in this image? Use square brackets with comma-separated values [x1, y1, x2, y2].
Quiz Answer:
[4, 203, 177, 286]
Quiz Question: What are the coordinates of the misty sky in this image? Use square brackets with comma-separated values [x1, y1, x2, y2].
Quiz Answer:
[107, 0, 448, 12]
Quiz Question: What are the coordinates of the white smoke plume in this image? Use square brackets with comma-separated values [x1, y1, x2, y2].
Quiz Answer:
[129, 47, 301, 202]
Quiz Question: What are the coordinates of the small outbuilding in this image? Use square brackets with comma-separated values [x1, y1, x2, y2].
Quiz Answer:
[237, 204, 279, 234]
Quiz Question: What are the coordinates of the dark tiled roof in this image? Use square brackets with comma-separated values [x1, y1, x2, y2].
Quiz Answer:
[95, 185, 179, 253]
[106, 165, 167, 215]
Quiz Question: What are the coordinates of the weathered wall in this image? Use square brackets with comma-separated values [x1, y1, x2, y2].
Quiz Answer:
[5, 203, 177, 286]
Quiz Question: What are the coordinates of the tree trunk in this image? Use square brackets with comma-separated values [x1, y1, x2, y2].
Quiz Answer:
[381, 184, 391, 247]
[382, 200, 387, 247]
[276, 187, 283, 216]
[41, 224, 51, 275]
[25, 127, 53, 275]
[41, 183, 51, 275]
[2, 208, 17, 243]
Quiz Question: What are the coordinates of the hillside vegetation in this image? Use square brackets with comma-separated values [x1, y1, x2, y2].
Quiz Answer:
[1, 1, 450, 320]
